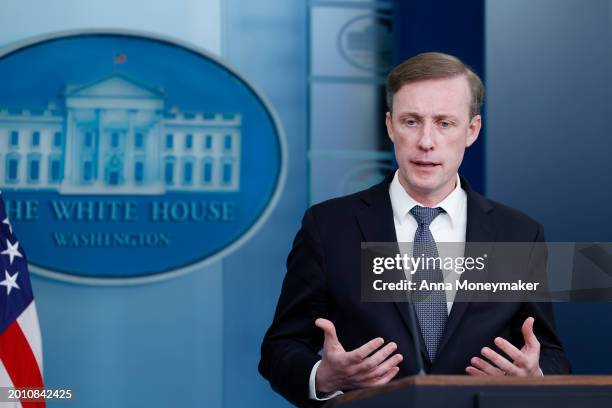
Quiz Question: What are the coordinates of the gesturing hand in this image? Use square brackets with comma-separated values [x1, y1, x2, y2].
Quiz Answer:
[466, 317, 542, 377]
[314, 318, 403, 394]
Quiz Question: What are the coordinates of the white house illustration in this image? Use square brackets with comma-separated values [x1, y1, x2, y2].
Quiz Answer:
[0, 73, 241, 194]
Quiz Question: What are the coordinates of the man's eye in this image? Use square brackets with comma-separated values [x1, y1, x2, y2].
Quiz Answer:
[405, 119, 417, 126]
[439, 121, 451, 128]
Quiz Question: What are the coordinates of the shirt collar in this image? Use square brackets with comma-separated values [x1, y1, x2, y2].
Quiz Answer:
[389, 170, 465, 228]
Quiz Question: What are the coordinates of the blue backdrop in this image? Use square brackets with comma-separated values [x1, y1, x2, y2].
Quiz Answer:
[0, 1, 610, 408]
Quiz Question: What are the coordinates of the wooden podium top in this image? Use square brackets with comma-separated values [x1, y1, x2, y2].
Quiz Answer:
[325, 375, 612, 407]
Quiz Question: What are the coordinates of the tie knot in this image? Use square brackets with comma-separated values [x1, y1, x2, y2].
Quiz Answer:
[409, 205, 444, 226]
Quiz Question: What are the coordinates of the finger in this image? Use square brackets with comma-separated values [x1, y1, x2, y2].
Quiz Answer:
[521, 317, 540, 349]
[315, 318, 343, 352]
[315, 318, 337, 341]
[470, 356, 505, 376]
[465, 366, 487, 376]
[363, 366, 400, 387]
[493, 337, 528, 364]
[353, 342, 397, 372]
[354, 353, 403, 382]
[348, 337, 385, 363]
[481, 347, 520, 376]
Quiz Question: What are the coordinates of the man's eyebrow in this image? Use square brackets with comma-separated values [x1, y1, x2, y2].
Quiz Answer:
[433, 113, 460, 121]
[395, 112, 461, 122]
[396, 111, 423, 119]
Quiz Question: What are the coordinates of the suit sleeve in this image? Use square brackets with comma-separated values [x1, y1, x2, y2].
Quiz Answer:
[259, 208, 330, 407]
[512, 223, 572, 374]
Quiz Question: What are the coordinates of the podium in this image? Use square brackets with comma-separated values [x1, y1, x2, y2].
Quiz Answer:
[324, 376, 612, 408]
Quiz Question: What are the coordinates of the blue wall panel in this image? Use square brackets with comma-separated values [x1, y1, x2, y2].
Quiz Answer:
[486, 0, 612, 374]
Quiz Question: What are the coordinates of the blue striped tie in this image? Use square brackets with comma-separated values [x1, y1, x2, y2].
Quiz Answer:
[410, 205, 448, 362]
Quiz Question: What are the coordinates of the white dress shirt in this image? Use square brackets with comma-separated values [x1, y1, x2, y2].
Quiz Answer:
[309, 171, 467, 401]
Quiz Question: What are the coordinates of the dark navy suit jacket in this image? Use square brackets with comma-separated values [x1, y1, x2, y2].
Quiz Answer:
[259, 174, 571, 407]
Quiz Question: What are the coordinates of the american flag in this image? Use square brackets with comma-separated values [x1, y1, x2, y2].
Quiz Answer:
[0, 194, 45, 407]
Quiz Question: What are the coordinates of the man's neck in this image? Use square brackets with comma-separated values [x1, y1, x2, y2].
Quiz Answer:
[398, 175, 458, 208]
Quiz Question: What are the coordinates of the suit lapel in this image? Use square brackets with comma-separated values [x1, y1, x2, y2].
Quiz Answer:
[355, 174, 431, 366]
[436, 177, 496, 357]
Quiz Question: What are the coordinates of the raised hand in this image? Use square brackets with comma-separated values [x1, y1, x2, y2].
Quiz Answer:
[315, 318, 403, 394]
[466, 317, 542, 376]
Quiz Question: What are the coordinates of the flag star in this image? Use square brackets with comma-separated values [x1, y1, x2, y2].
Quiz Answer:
[1, 240, 22, 265]
[2, 217, 12, 234]
[0, 270, 19, 295]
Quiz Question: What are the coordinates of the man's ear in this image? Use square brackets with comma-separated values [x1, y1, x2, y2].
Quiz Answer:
[386, 112, 395, 143]
[465, 114, 481, 148]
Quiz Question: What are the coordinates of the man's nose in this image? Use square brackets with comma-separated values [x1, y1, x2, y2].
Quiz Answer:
[417, 121, 435, 150]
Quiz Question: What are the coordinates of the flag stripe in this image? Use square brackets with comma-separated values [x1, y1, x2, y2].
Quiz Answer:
[0, 359, 21, 407]
[0, 318, 45, 407]
[15, 302, 43, 371]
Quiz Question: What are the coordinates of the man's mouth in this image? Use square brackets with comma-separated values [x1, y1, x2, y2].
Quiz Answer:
[411, 160, 440, 167]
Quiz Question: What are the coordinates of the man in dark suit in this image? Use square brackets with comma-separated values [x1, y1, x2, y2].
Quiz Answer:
[259, 52, 570, 407]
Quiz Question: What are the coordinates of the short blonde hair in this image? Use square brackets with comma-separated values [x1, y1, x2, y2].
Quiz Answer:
[386, 52, 484, 118]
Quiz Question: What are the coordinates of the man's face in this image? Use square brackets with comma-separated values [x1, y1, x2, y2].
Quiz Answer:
[386, 75, 481, 203]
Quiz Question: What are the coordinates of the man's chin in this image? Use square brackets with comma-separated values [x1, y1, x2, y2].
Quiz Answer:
[403, 179, 440, 197]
